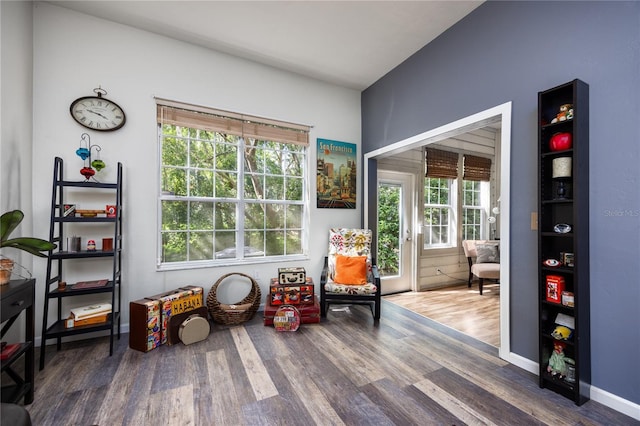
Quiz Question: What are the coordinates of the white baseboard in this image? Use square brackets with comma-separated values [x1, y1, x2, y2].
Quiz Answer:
[590, 386, 640, 421]
[505, 350, 538, 375]
[505, 351, 639, 421]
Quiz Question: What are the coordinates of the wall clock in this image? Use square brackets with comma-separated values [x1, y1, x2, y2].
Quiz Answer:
[70, 87, 126, 132]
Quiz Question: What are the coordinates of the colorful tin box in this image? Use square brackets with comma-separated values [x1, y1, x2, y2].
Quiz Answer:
[269, 277, 314, 305]
[129, 298, 162, 353]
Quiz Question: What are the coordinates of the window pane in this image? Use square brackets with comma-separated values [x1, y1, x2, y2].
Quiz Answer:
[286, 204, 302, 228]
[214, 231, 236, 256]
[244, 174, 263, 199]
[287, 177, 303, 201]
[215, 172, 237, 198]
[162, 135, 187, 166]
[189, 201, 213, 229]
[162, 201, 188, 230]
[286, 230, 302, 255]
[190, 140, 214, 169]
[244, 231, 265, 256]
[189, 231, 214, 261]
[264, 230, 284, 256]
[215, 202, 236, 230]
[377, 182, 401, 277]
[216, 141, 238, 171]
[264, 148, 283, 175]
[189, 169, 213, 197]
[286, 152, 303, 176]
[265, 176, 284, 200]
[269, 204, 285, 229]
[247, 144, 265, 173]
[162, 231, 187, 262]
[245, 203, 265, 229]
[162, 168, 187, 196]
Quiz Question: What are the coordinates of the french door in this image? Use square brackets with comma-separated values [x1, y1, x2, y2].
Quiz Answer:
[377, 171, 414, 295]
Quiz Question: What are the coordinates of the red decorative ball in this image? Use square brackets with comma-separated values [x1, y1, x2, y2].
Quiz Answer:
[550, 132, 572, 151]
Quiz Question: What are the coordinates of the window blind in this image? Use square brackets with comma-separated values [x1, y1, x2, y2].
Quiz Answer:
[463, 154, 492, 181]
[425, 147, 459, 179]
[156, 98, 310, 146]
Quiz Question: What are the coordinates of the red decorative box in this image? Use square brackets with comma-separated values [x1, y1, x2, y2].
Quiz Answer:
[264, 295, 320, 325]
[546, 275, 565, 303]
[269, 277, 314, 305]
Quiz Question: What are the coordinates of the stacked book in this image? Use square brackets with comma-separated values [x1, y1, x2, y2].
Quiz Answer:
[65, 303, 112, 328]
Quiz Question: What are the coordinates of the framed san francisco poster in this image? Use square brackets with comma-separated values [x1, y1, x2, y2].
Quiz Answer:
[316, 138, 356, 209]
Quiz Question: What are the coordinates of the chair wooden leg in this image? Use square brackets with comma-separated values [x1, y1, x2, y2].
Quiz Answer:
[479, 278, 484, 295]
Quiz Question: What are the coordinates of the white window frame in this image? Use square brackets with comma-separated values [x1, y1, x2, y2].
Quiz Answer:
[462, 179, 491, 241]
[423, 177, 458, 249]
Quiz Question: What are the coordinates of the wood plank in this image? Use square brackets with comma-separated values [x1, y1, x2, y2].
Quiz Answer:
[414, 376, 501, 426]
[230, 326, 279, 401]
[275, 355, 344, 424]
[206, 348, 243, 424]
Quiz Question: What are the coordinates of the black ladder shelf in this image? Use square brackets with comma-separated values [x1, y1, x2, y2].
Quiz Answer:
[40, 157, 123, 370]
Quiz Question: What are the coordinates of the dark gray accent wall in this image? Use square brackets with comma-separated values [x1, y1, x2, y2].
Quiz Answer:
[362, 1, 639, 404]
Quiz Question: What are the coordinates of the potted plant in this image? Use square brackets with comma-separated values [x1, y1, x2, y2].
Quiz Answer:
[0, 209, 56, 285]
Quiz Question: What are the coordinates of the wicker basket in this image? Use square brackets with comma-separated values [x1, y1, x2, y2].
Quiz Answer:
[207, 272, 261, 325]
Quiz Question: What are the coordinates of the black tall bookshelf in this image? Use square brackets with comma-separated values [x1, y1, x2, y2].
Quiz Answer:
[40, 157, 123, 370]
[537, 79, 590, 405]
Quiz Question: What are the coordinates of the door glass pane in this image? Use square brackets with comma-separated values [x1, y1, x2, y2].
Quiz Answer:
[377, 182, 401, 277]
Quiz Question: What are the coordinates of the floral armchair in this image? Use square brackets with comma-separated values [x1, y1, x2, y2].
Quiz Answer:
[320, 228, 381, 321]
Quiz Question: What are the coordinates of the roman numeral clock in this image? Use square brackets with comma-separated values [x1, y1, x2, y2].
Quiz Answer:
[70, 87, 126, 132]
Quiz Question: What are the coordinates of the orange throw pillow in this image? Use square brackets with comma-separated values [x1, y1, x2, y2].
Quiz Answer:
[334, 255, 368, 285]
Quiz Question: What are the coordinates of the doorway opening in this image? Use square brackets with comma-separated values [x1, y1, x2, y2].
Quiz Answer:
[377, 171, 415, 295]
[365, 102, 511, 360]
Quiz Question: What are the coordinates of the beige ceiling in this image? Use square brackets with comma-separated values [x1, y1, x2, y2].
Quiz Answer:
[47, 0, 483, 90]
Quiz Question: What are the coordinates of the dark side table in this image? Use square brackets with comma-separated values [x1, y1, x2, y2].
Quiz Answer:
[1, 278, 35, 404]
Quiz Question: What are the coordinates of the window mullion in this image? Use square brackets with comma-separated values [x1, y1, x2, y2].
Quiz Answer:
[237, 137, 245, 259]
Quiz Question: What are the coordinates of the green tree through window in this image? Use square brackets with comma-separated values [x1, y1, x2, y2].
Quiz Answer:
[158, 103, 308, 267]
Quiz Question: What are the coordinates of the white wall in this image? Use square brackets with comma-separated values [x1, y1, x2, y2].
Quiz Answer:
[31, 3, 361, 339]
[1, 0, 34, 343]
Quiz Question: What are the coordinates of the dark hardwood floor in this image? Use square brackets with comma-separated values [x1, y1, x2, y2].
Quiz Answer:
[14, 300, 637, 425]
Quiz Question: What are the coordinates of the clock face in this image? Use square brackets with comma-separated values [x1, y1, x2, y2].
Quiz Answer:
[70, 96, 126, 131]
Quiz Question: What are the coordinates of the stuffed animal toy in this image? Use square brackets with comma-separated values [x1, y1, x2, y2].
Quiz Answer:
[547, 341, 569, 378]
[551, 104, 574, 123]
[551, 324, 573, 340]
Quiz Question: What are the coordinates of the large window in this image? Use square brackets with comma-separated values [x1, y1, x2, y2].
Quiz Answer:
[157, 100, 310, 268]
[423, 177, 454, 247]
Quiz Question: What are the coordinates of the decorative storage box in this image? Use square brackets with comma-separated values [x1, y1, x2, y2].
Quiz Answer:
[264, 294, 320, 325]
[168, 306, 209, 345]
[278, 267, 306, 284]
[546, 275, 565, 303]
[273, 306, 301, 332]
[129, 298, 162, 353]
[270, 277, 314, 305]
[147, 285, 204, 345]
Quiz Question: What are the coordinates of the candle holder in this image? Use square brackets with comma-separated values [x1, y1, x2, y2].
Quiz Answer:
[552, 157, 572, 199]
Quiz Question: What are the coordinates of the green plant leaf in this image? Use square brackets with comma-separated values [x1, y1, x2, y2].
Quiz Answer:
[0, 210, 24, 242]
